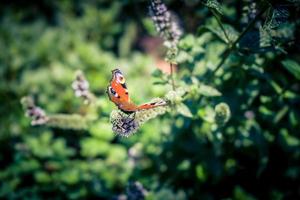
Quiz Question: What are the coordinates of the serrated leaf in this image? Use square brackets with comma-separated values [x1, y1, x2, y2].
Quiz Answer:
[198, 25, 238, 44]
[179, 34, 196, 49]
[259, 26, 272, 47]
[205, 0, 223, 15]
[281, 59, 300, 80]
[199, 84, 221, 96]
[258, 6, 292, 51]
[177, 103, 193, 118]
[264, 6, 288, 30]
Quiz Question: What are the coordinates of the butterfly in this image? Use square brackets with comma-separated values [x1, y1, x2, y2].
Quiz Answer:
[107, 69, 167, 113]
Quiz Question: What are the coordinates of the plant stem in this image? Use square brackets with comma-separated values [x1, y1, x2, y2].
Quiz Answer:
[206, 3, 269, 82]
[211, 9, 230, 43]
[46, 114, 88, 130]
[170, 63, 176, 90]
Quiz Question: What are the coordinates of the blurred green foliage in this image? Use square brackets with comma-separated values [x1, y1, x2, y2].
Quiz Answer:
[0, 0, 300, 199]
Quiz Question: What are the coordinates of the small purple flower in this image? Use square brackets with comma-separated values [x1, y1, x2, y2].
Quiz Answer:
[21, 96, 48, 125]
[244, 110, 255, 120]
[242, 0, 259, 27]
[72, 70, 92, 104]
[249, 2, 257, 20]
[149, 0, 182, 47]
[126, 181, 148, 200]
[26, 107, 48, 125]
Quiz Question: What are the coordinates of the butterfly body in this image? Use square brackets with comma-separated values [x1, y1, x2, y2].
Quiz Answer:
[107, 69, 167, 113]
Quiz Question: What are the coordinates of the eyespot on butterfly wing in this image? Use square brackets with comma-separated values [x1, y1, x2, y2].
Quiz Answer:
[107, 68, 168, 113]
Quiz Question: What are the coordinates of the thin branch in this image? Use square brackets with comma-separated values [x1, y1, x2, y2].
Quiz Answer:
[170, 63, 176, 91]
[206, 3, 269, 82]
[210, 9, 230, 43]
[46, 114, 89, 130]
[231, 4, 269, 49]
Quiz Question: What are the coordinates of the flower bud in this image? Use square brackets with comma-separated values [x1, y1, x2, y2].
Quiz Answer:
[214, 103, 231, 126]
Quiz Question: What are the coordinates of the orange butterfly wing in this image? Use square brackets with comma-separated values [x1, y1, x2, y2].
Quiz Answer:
[107, 69, 132, 111]
[135, 100, 167, 111]
[107, 69, 167, 113]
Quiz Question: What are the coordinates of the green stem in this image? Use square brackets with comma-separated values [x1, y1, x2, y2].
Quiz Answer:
[206, 3, 269, 82]
[211, 9, 230, 43]
[170, 63, 176, 91]
[46, 114, 89, 130]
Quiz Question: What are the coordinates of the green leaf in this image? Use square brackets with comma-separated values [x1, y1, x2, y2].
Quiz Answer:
[259, 106, 273, 116]
[90, 121, 114, 141]
[234, 186, 256, 200]
[177, 160, 191, 170]
[270, 80, 283, 94]
[59, 169, 80, 185]
[279, 129, 300, 147]
[177, 103, 193, 118]
[289, 111, 298, 127]
[179, 34, 196, 50]
[152, 80, 168, 85]
[35, 171, 52, 183]
[281, 59, 300, 80]
[205, 0, 223, 15]
[151, 68, 164, 78]
[264, 7, 289, 30]
[259, 26, 272, 47]
[198, 25, 238, 44]
[196, 164, 207, 182]
[199, 84, 222, 96]
[80, 138, 110, 157]
[273, 106, 289, 124]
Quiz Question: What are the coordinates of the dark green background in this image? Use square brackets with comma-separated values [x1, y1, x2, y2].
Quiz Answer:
[0, 0, 299, 199]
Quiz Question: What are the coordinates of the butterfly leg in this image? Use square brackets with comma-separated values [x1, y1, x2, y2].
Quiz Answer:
[114, 111, 137, 136]
[122, 112, 136, 125]
[117, 111, 135, 122]
[129, 112, 136, 121]
[114, 113, 131, 135]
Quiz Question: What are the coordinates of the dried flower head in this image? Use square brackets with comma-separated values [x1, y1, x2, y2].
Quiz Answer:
[72, 70, 94, 104]
[21, 96, 48, 125]
[110, 110, 139, 137]
[149, 0, 182, 47]
[110, 98, 168, 137]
